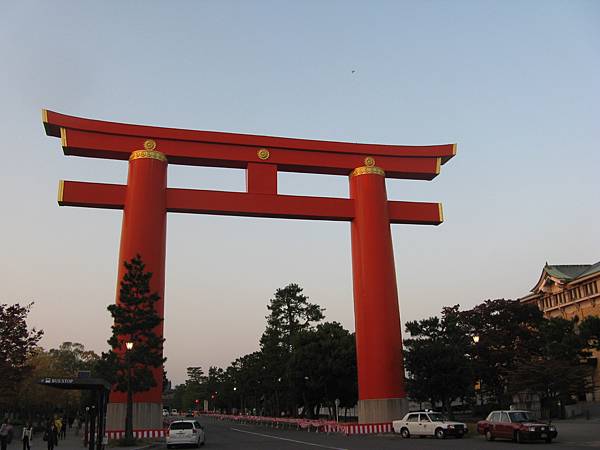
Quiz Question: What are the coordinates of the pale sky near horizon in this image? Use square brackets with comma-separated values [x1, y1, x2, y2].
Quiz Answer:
[1, 1, 598, 385]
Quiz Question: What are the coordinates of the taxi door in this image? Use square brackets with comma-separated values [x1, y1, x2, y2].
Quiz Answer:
[420, 414, 434, 436]
[406, 414, 421, 435]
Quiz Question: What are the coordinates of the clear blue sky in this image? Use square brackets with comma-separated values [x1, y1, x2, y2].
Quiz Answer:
[1, 1, 598, 385]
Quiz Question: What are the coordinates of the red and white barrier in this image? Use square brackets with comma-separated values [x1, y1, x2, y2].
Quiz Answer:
[206, 413, 393, 435]
[338, 422, 393, 435]
[105, 429, 166, 440]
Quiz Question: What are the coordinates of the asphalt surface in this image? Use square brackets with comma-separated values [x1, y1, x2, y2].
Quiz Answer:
[165, 416, 600, 449]
[5, 417, 598, 450]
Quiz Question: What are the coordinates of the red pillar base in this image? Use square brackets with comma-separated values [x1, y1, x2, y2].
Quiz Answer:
[358, 398, 408, 424]
[106, 403, 163, 431]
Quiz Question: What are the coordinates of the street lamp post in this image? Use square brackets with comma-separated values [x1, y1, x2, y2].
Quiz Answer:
[125, 341, 134, 444]
[84, 406, 90, 447]
[472, 335, 481, 406]
[233, 387, 238, 414]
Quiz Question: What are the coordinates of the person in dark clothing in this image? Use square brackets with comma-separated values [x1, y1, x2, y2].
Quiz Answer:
[59, 418, 67, 440]
[44, 422, 58, 450]
[0, 419, 12, 450]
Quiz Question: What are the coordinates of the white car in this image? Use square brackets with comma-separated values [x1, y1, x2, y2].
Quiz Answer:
[393, 411, 467, 439]
[166, 420, 205, 448]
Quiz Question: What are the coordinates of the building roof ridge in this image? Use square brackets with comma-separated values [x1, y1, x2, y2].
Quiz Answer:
[546, 263, 592, 268]
[578, 261, 600, 278]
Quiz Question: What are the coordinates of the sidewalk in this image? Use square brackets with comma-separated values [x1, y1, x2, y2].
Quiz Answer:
[6, 430, 161, 450]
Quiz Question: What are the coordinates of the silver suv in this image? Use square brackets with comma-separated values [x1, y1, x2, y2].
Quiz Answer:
[166, 420, 205, 448]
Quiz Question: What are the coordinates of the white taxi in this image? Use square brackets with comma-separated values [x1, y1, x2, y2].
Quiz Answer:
[393, 411, 467, 439]
[166, 420, 205, 448]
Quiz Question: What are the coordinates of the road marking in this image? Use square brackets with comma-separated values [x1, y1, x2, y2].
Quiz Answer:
[230, 427, 349, 450]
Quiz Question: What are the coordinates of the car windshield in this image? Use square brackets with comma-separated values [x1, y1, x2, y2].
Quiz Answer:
[170, 422, 193, 430]
[508, 412, 530, 423]
[428, 413, 445, 422]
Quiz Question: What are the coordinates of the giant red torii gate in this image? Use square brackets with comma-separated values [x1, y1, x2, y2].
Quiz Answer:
[44, 109, 455, 429]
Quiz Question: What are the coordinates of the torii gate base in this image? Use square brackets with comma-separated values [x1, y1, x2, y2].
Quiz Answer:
[107, 403, 162, 433]
[44, 110, 455, 429]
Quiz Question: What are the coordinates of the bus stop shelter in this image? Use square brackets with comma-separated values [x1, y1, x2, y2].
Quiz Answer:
[39, 375, 110, 450]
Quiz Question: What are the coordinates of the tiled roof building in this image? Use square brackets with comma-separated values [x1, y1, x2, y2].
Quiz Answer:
[520, 261, 600, 402]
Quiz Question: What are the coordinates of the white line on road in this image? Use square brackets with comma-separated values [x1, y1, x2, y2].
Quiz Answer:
[230, 427, 349, 450]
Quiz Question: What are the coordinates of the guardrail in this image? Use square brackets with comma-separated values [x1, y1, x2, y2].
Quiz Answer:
[207, 413, 393, 435]
[105, 413, 394, 440]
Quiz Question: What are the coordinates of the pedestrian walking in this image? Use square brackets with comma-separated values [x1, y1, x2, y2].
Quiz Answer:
[52, 418, 61, 447]
[43, 422, 57, 450]
[22, 422, 33, 450]
[71, 418, 79, 437]
[59, 418, 66, 440]
[0, 419, 13, 450]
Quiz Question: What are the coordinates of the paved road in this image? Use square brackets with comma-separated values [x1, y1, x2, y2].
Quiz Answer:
[175, 416, 600, 449]
[5, 417, 599, 450]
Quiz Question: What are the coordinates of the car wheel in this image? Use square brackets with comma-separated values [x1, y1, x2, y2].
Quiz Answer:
[457, 433, 464, 439]
[485, 430, 494, 441]
[400, 428, 410, 438]
[435, 428, 445, 439]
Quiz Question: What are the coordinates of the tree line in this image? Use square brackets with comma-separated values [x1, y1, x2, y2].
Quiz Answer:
[404, 299, 600, 418]
[171, 295, 600, 420]
[171, 283, 358, 419]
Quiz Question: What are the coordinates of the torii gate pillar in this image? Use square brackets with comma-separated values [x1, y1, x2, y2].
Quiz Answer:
[107, 144, 168, 430]
[350, 165, 407, 422]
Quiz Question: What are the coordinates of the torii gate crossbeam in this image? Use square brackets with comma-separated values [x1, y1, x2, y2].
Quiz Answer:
[44, 109, 455, 429]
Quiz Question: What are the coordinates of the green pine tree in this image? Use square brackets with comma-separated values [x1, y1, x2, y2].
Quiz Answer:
[259, 283, 325, 416]
[106, 255, 166, 394]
